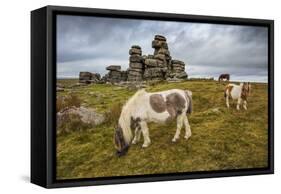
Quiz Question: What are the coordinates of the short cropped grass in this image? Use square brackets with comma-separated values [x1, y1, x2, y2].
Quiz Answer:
[56, 80, 268, 179]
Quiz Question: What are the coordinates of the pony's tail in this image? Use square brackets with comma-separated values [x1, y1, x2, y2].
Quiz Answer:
[184, 90, 192, 114]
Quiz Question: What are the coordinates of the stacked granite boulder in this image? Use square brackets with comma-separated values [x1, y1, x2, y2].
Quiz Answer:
[143, 35, 172, 81]
[168, 60, 188, 79]
[120, 71, 128, 81]
[152, 35, 172, 68]
[79, 72, 101, 84]
[104, 65, 128, 83]
[127, 45, 144, 81]
[106, 65, 121, 83]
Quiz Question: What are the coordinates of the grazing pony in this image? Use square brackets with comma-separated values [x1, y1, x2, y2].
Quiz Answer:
[219, 74, 230, 82]
[114, 89, 192, 156]
[224, 82, 251, 110]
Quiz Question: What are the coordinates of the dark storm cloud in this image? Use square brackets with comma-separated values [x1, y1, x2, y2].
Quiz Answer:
[57, 15, 268, 82]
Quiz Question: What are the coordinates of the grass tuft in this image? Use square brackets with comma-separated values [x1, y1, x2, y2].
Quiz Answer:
[57, 93, 82, 112]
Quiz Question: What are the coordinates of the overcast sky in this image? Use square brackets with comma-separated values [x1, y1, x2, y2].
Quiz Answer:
[57, 15, 268, 82]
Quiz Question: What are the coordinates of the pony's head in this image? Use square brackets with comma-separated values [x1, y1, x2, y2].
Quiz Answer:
[241, 82, 251, 100]
[114, 124, 130, 157]
[114, 90, 142, 156]
[247, 82, 251, 95]
[243, 82, 251, 93]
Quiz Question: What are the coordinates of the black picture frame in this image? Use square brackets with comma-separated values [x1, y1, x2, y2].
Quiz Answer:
[31, 5, 274, 188]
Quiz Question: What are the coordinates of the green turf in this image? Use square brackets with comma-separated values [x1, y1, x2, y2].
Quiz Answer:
[56, 80, 268, 179]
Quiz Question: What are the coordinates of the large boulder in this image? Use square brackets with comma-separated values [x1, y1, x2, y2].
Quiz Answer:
[109, 71, 121, 77]
[128, 71, 142, 77]
[143, 68, 165, 80]
[129, 62, 143, 69]
[144, 58, 159, 67]
[129, 48, 142, 55]
[129, 54, 142, 63]
[127, 74, 143, 81]
[79, 72, 101, 84]
[152, 40, 167, 49]
[154, 35, 167, 41]
[171, 60, 185, 65]
[106, 65, 121, 71]
[128, 68, 143, 73]
[154, 54, 166, 61]
[120, 71, 128, 81]
[57, 106, 105, 133]
[175, 71, 188, 79]
[79, 72, 92, 81]
[172, 63, 185, 68]
[131, 45, 141, 49]
[157, 48, 170, 56]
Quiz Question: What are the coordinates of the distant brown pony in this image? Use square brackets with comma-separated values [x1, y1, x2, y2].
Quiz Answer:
[218, 74, 230, 82]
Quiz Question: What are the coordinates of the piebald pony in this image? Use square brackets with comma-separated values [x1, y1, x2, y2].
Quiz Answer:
[224, 82, 251, 110]
[114, 89, 192, 156]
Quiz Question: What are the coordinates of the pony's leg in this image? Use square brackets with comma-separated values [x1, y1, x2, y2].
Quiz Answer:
[225, 90, 229, 108]
[140, 121, 151, 148]
[226, 95, 230, 108]
[183, 116, 192, 140]
[236, 98, 241, 110]
[172, 114, 184, 142]
[132, 128, 141, 144]
[243, 100, 247, 110]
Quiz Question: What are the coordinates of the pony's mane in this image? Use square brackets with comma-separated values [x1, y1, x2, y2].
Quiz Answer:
[119, 89, 147, 144]
[123, 89, 146, 110]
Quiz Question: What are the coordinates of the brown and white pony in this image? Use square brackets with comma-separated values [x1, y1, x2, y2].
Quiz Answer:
[114, 89, 192, 156]
[219, 74, 230, 82]
[224, 82, 251, 110]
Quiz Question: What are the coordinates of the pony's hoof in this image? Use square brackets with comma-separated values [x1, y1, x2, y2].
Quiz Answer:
[172, 138, 177, 142]
[142, 142, 150, 148]
[142, 144, 149, 148]
[184, 134, 191, 140]
[132, 140, 137, 144]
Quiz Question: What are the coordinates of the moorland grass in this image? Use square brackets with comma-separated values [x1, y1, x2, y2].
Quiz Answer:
[56, 80, 268, 179]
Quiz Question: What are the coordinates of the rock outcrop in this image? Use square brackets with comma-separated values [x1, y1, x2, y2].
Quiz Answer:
[143, 35, 171, 80]
[127, 45, 144, 81]
[103, 65, 127, 83]
[79, 72, 101, 84]
[167, 60, 188, 79]
[82, 35, 188, 83]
